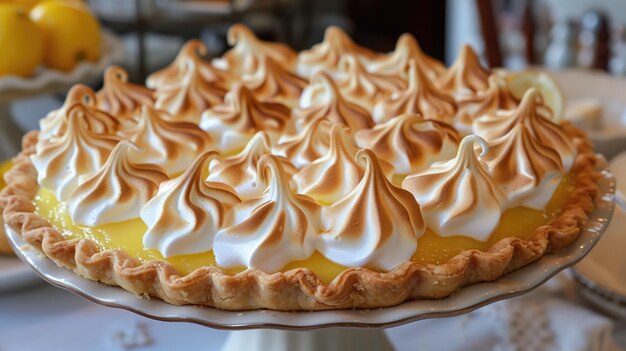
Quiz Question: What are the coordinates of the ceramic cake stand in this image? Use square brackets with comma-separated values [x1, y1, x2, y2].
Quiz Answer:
[6, 164, 615, 351]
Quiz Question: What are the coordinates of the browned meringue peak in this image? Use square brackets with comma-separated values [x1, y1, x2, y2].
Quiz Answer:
[96, 66, 155, 121]
[457, 74, 518, 127]
[332, 55, 406, 110]
[482, 124, 563, 209]
[207, 131, 297, 199]
[296, 26, 379, 78]
[67, 140, 168, 226]
[200, 84, 291, 154]
[402, 135, 508, 240]
[354, 113, 460, 176]
[241, 56, 308, 107]
[372, 60, 457, 124]
[319, 149, 425, 270]
[436, 44, 490, 97]
[272, 117, 332, 168]
[212, 24, 297, 75]
[39, 84, 120, 139]
[473, 88, 576, 171]
[141, 151, 241, 257]
[293, 124, 363, 205]
[294, 72, 374, 131]
[213, 154, 321, 272]
[31, 108, 122, 201]
[146, 39, 230, 90]
[125, 106, 213, 176]
[367, 33, 446, 80]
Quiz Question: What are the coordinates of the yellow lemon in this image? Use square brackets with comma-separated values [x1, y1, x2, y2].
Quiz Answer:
[30, 0, 101, 71]
[499, 69, 565, 121]
[0, 4, 43, 77]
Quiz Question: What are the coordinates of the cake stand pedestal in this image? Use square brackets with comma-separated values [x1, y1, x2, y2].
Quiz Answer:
[5, 163, 615, 351]
[222, 328, 393, 351]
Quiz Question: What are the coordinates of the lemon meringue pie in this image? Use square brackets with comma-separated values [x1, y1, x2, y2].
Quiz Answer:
[1, 24, 601, 310]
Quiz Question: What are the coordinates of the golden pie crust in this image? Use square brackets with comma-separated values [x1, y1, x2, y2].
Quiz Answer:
[0, 123, 601, 310]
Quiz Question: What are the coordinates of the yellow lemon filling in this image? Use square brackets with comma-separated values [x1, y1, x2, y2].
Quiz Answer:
[34, 175, 574, 284]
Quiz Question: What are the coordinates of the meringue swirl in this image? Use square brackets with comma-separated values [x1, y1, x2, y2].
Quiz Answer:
[482, 124, 563, 209]
[319, 149, 425, 270]
[372, 60, 457, 123]
[436, 44, 490, 97]
[213, 24, 297, 75]
[296, 26, 378, 78]
[32, 108, 122, 200]
[142, 151, 241, 257]
[207, 131, 296, 199]
[367, 33, 446, 80]
[96, 66, 155, 120]
[333, 55, 406, 110]
[294, 124, 362, 205]
[214, 154, 320, 272]
[272, 117, 332, 168]
[200, 84, 291, 154]
[147, 39, 230, 90]
[152, 43, 228, 123]
[295, 72, 374, 131]
[355, 113, 460, 176]
[241, 56, 308, 107]
[39, 84, 119, 139]
[402, 135, 508, 241]
[473, 88, 576, 172]
[67, 140, 168, 226]
[126, 106, 213, 176]
[457, 74, 518, 127]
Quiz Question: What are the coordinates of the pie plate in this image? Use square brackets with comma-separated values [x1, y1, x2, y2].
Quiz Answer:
[5, 159, 615, 333]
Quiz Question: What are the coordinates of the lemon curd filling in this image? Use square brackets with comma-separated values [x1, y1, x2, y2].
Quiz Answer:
[34, 174, 574, 284]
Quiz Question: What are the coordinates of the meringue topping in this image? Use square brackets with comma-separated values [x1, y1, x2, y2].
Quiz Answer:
[39, 84, 119, 139]
[355, 113, 460, 176]
[147, 39, 230, 90]
[241, 56, 308, 107]
[152, 42, 228, 123]
[372, 60, 457, 124]
[482, 124, 563, 209]
[142, 151, 241, 257]
[32, 109, 122, 201]
[333, 55, 406, 110]
[96, 66, 155, 120]
[319, 149, 425, 270]
[402, 135, 508, 241]
[293, 124, 363, 205]
[214, 154, 320, 272]
[207, 131, 297, 199]
[213, 24, 297, 75]
[473, 89, 576, 172]
[67, 140, 168, 226]
[200, 84, 291, 154]
[296, 26, 378, 78]
[367, 33, 446, 80]
[295, 72, 374, 131]
[272, 117, 332, 168]
[457, 74, 518, 126]
[126, 106, 213, 176]
[436, 44, 490, 96]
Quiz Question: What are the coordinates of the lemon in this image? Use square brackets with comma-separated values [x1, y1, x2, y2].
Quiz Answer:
[30, 0, 101, 71]
[0, 4, 43, 77]
[498, 70, 565, 121]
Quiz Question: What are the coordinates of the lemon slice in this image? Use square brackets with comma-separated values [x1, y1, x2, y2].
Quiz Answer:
[497, 70, 565, 121]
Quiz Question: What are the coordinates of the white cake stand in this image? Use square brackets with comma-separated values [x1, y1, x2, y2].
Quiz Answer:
[6, 164, 616, 351]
